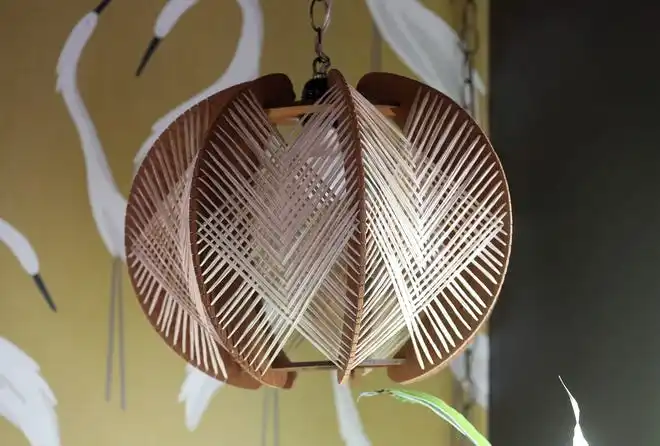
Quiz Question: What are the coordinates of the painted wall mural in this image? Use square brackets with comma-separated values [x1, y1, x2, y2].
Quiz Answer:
[133, 0, 264, 172]
[331, 373, 371, 446]
[0, 0, 489, 444]
[55, 0, 129, 410]
[0, 337, 59, 446]
[365, 0, 487, 119]
[0, 219, 59, 446]
[0, 219, 57, 313]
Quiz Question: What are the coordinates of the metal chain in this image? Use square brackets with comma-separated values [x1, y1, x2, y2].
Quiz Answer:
[309, 0, 332, 75]
[459, 0, 479, 118]
[458, 0, 479, 437]
[461, 348, 475, 415]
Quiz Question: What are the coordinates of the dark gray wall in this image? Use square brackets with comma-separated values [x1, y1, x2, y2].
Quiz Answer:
[489, 2, 660, 445]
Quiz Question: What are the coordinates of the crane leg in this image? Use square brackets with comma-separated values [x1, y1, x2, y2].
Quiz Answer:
[260, 388, 280, 446]
[261, 387, 271, 445]
[273, 388, 280, 446]
[104, 258, 117, 403]
[116, 258, 126, 410]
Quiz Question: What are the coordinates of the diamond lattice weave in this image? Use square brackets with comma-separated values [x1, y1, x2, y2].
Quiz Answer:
[125, 70, 512, 388]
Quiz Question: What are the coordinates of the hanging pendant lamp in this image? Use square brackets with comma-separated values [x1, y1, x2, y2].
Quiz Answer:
[125, 0, 512, 390]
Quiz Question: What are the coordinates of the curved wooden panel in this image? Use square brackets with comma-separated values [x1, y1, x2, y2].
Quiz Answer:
[356, 72, 512, 384]
[125, 74, 295, 389]
[324, 70, 367, 383]
[188, 74, 299, 388]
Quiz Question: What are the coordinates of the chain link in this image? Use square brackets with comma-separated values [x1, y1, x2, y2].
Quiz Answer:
[459, 0, 479, 118]
[457, 0, 479, 438]
[461, 347, 475, 414]
[309, 0, 332, 75]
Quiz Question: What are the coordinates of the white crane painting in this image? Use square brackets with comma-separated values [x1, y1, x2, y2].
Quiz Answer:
[331, 373, 371, 446]
[0, 338, 60, 446]
[132, 0, 264, 172]
[178, 364, 371, 446]
[0, 219, 57, 312]
[54, 0, 265, 415]
[364, 0, 487, 120]
[0, 219, 59, 446]
[178, 364, 225, 432]
[55, 0, 128, 410]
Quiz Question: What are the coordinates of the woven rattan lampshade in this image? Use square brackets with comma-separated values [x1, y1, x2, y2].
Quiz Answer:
[125, 70, 512, 390]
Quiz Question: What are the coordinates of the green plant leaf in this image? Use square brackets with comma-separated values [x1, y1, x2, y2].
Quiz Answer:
[359, 388, 491, 446]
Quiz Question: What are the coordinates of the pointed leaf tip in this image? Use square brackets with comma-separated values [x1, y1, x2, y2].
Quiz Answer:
[558, 376, 590, 446]
[359, 388, 490, 446]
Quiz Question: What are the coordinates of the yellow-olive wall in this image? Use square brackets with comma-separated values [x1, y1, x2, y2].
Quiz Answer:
[0, 1, 489, 445]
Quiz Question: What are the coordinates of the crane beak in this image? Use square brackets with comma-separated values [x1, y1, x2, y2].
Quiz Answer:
[94, 0, 114, 15]
[33, 274, 57, 312]
[135, 37, 162, 77]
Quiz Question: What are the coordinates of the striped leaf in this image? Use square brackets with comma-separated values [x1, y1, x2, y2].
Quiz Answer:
[359, 388, 490, 446]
